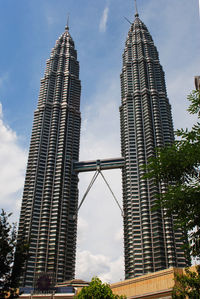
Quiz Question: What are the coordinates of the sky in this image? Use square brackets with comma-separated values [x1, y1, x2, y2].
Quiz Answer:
[0, 0, 199, 284]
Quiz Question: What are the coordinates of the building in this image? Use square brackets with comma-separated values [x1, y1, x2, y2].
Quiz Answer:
[20, 279, 89, 299]
[111, 266, 198, 299]
[18, 24, 81, 287]
[120, 9, 187, 279]
[20, 266, 197, 299]
[18, 4, 188, 289]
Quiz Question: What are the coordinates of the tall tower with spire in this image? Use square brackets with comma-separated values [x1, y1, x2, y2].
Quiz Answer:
[18, 24, 81, 287]
[120, 4, 187, 278]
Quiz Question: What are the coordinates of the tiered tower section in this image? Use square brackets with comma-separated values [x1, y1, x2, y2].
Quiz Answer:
[120, 13, 186, 278]
[18, 25, 81, 287]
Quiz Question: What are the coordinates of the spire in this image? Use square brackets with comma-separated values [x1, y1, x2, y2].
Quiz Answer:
[65, 14, 69, 31]
[134, 0, 139, 17]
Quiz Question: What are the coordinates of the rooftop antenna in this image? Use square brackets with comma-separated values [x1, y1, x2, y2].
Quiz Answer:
[65, 14, 69, 30]
[134, 0, 139, 17]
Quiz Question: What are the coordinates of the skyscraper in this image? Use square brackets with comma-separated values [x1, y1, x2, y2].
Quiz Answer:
[18, 24, 81, 287]
[17, 5, 189, 288]
[120, 10, 187, 279]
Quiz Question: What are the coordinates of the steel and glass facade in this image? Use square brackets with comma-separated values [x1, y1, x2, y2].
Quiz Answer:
[18, 12, 188, 287]
[18, 26, 81, 287]
[120, 13, 187, 279]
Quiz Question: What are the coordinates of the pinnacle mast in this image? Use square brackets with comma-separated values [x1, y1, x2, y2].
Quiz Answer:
[65, 14, 69, 30]
[134, 0, 139, 17]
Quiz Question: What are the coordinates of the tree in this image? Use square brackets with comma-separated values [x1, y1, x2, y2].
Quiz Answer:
[75, 277, 126, 299]
[0, 209, 28, 298]
[145, 90, 200, 259]
[172, 265, 200, 298]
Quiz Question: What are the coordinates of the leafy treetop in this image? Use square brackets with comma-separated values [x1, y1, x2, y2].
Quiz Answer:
[0, 209, 29, 299]
[75, 277, 126, 299]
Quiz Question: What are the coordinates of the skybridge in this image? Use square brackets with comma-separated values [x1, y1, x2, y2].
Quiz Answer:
[73, 157, 124, 173]
[73, 157, 125, 216]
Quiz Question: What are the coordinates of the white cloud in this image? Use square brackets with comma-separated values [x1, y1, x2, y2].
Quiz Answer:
[76, 73, 124, 282]
[114, 228, 123, 243]
[199, 0, 200, 18]
[77, 216, 89, 245]
[100, 255, 124, 283]
[77, 169, 123, 255]
[76, 250, 124, 283]
[0, 103, 2, 118]
[80, 74, 121, 161]
[0, 103, 27, 220]
[99, 6, 109, 33]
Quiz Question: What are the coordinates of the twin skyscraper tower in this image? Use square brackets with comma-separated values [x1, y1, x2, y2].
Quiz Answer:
[18, 8, 187, 288]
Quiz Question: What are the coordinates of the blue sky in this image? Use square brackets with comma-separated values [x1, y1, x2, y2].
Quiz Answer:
[0, 0, 199, 283]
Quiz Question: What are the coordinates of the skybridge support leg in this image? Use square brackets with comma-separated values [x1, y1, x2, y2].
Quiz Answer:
[77, 168, 123, 217]
[77, 170, 99, 212]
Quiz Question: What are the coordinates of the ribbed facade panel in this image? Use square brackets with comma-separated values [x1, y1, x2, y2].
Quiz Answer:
[18, 27, 81, 287]
[120, 15, 187, 279]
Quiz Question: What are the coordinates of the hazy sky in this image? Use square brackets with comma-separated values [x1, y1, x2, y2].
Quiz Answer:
[0, 0, 199, 283]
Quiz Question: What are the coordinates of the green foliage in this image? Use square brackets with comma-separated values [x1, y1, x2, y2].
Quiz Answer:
[0, 209, 29, 298]
[187, 90, 200, 115]
[75, 277, 126, 299]
[145, 90, 200, 259]
[172, 266, 200, 298]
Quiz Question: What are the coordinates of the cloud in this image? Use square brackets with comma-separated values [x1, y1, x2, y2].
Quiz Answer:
[76, 73, 124, 282]
[99, 6, 109, 33]
[114, 228, 123, 243]
[77, 169, 123, 254]
[0, 103, 27, 220]
[199, 0, 200, 18]
[76, 250, 124, 283]
[80, 74, 121, 160]
[77, 216, 89, 245]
